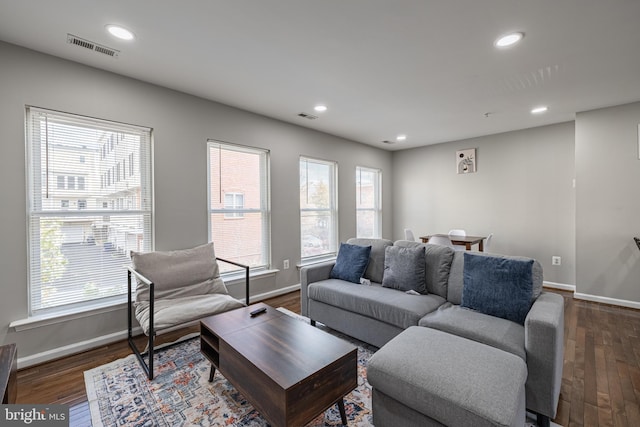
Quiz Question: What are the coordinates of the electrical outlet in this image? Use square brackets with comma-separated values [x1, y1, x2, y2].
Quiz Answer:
[283, 259, 290, 270]
[552, 256, 561, 266]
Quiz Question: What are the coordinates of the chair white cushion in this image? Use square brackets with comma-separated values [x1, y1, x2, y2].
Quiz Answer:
[135, 293, 244, 335]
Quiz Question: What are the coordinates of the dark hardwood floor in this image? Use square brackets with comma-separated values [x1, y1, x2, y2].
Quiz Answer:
[15, 289, 640, 426]
[553, 290, 640, 427]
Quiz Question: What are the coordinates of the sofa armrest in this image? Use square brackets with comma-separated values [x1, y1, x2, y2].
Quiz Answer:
[524, 291, 565, 418]
[300, 261, 335, 316]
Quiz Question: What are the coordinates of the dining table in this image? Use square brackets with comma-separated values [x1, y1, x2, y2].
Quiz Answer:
[420, 234, 487, 252]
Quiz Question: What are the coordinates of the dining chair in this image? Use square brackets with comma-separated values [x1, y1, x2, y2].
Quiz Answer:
[448, 229, 467, 251]
[427, 235, 454, 248]
[484, 233, 494, 253]
[404, 228, 416, 241]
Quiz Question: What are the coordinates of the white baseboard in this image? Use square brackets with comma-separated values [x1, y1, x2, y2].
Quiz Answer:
[573, 292, 640, 310]
[17, 284, 302, 369]
[543, 281, 576, 292]
[17, 327, 141, 369]
[543, 281, 640, 310]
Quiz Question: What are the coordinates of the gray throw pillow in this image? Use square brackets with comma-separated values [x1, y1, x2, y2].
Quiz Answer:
[382, 246, 426, 293]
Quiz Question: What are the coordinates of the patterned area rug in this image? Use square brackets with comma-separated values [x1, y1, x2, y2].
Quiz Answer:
[84, 309, 375, 427]
[85, 308, 552, 426]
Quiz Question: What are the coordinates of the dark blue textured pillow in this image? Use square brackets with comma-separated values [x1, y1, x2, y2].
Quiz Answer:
[330, 243, 372, 284]
[461, 252, 534, 325]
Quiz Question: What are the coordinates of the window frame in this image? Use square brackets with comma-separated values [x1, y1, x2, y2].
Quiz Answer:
[25, 106, 153, 317]
[207, 140, 271, 274]
[356, 166, 382, 239]
[299, 156, 339, 263]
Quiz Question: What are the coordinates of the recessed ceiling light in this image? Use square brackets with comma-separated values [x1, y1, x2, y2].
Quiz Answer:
[396, 134, 407, 142]
[314, 105, 327, 112]
[531, 106, 548, 114]
[495, 32, 524, 48]
[106, 25, 135, 41]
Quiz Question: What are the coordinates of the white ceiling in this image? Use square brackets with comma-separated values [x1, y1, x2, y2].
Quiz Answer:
[1, 0, 639, 150]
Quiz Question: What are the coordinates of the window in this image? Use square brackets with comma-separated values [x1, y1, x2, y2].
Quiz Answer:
[57, 176, 65, 189]
[26, 107, 153, 315]
[356, 166, 382, 238]
[208, 141, 270, 273]
[224, 193, 245, 218]
[300, 157, 338, 260]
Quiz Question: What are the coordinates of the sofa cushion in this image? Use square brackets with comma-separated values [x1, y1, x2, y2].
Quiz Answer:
[423, 244, 455, 298]
[461, 252, 534, 325]
[131, 242, 228, 303]
[419, 303, 526, 360]
[347, 238, 393, 283]
[308, 279, 444, 329]
[382, 246, 426, 293]
[393, 240, 422, 249]
[447, 251, 544, 305]
[330, 242, 371, 283]
[394, 241, 455, 299]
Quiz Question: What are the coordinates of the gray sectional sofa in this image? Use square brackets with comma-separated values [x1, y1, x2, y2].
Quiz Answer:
[300, 238, 564, 426]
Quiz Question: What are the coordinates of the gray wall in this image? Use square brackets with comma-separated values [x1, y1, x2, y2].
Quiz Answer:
[3, 38, 640, 362]
[0, 41, 392, 359]
[392, 122, 576, 286]
[575, 102, 640, 302]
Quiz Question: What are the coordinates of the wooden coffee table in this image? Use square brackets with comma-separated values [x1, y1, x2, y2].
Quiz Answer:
[200, 303, 358, 427]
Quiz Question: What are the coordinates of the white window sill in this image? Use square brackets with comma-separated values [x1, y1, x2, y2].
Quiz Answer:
[297, 256, 336, 269]
[222, 268, 279, 285]
[10, 298, 128, 332]
[11, 269, 280, 332]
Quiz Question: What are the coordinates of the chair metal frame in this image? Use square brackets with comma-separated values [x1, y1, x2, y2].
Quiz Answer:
[127, 256, 250, 380]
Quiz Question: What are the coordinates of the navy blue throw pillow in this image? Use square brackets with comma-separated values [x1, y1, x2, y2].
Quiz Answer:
[330, 243, 372, 284]
[461, 252, 534, 325]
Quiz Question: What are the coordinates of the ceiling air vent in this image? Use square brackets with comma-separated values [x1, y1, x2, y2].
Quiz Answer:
[297, 112, 318, 120]
[382, 140, 396, 145]
[67, 34, 120, 58]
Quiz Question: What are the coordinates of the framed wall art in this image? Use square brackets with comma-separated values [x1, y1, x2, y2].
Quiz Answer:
[456, 148, 476, 174]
